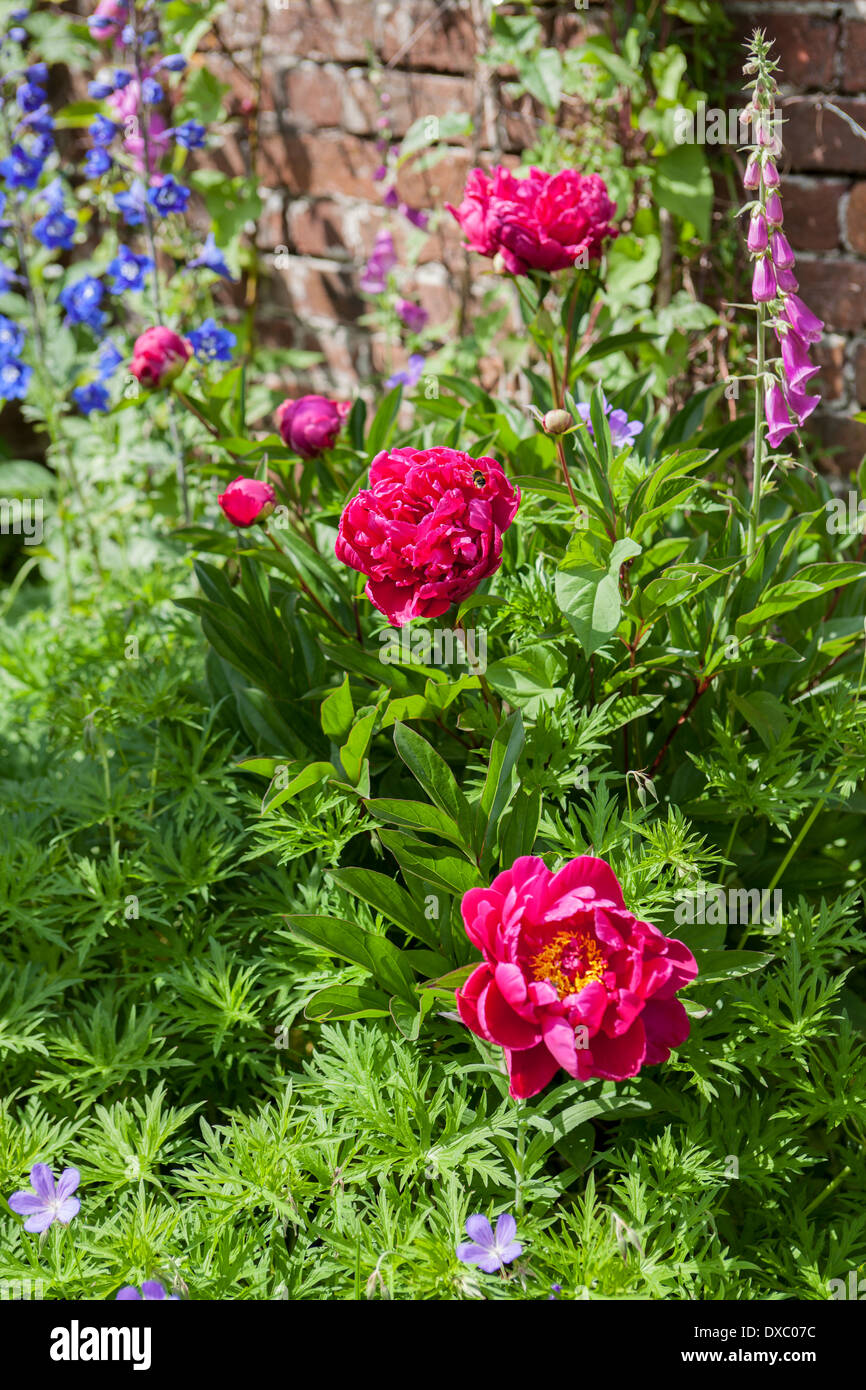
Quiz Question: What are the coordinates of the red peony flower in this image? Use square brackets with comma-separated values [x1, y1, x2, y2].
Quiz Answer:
[130, 326, 190, 389]
[455, 856, 698, 1098]
[335, 445, 520, 627]
[276, 394, 350, 459]
[446, 165, 617, 277]
[218, 476, 276, 528]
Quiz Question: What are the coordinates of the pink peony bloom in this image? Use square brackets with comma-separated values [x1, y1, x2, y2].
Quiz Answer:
[335, 445, 520, 627]
[455, 856, 698, 1099]
[276, 394, 349, 459]
[446, 165, 617, 277]
[130, 325, 190, 389]
[781, 293, 823, 344]
[752, 256, 777, 302]
[218, 476, 276, 528]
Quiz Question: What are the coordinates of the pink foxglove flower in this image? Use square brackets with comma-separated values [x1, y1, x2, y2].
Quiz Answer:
[752, 257, 777, 302]
[747, 213, 768, 252]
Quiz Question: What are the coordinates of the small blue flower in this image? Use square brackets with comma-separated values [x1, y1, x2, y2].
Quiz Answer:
[88, 80, 116, 101]
[187, 231, 233, 280]
[141, 77, 164, 105]
[114, 181, 146, 227]
[26, 64, 48, 84]
[16, 82, 46, 113]
[89, 115, 118, 148]
[18, 105, 55, 136]
[59, 276, 105, 331]
[97, 340, 123, 380]
[33, 209, 76, 250]
[147, 176, 190, 217]
[159, 54, 187, 73]
[386, 353, 425, 390]
[28, 132, 54, 162]
[114, 70, 133, 91]
[106, 245, 153, 294]
[121, 25, 135, 45]
[72, 382, 111, 416]
[0, 145, 43, 189]
[0, 359, 32, 400]
[456, 1213, 522, 1274]
[0, 315, 25, 362]
[0, 264, 21, 293]
[40, 177, 65, 210]
[188, 317, 236, 363]
[173, 119, 206, 150]
[83, 148, 112, 178]
[8, 27, 28, 43]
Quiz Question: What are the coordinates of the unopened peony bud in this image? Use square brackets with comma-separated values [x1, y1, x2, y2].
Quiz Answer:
[218, 476, 276, 528]
[130, 326, 190, 389]
[543, 409, 574, 435]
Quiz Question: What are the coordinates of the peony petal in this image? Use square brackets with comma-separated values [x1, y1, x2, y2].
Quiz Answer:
[642, 996, 691, 1065]
[588, 1019, 647, 1080]
[504, 1041, 561, 1098]
[478, 980, 542, 1049]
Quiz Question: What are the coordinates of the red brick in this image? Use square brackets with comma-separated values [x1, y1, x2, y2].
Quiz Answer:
[265, 0, 383, 63]
[272, 257, 365, 322]
[844, 181, 866, 253]
[784, 99, 866, 174]
[283, 63, 476, 138]
[396, 145, 472, 208]
[808, 414, 866, 475]
[780, 178, 845, 252]
[842, 19, 866, 95]
[734, 13, 837, 90]
[854, 340, 866, 402]
[381, 0, 477, 73]
[813, 337, 846, 402]
[796, 259, 866, 333]
[259, 130, 381, 198]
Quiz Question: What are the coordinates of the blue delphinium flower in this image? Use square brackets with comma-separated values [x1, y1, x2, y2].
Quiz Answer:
[141, 77, 164, 105]
[89, 115, 118, 147]
[26, 63, 48, 83]
[173, 119, 206, 150]
[386, 353, 425, 390]
[0, 264, 21, 292]
[188, 317, 236, 363]
[72, 381, 110, 415]
[0, 315, 26, 360]
[106, 245, 154, 294]
[40, 177, 65, 210]
[456, 1213, 522, 1274]
[97, 340, 123, 379]
[83, 147, 112, 178]
[116, 1281, 178, 1301]
[8, 27, 28, 44]
[33, 208, 76, 250]
[59, 276, 105, 331]
[114, 69, 133, 91]
[0, 359, 33, 400]
[187, 231, 233, 280]
[147, 176, 190, 217]
[7, 1165, 80, 1232]
[0, 144, 43, 189]
[159, 55, 187, 73]
[16, 81, 46, 113]
[88, 80, 115, 101]
[114, 180, 146, 227]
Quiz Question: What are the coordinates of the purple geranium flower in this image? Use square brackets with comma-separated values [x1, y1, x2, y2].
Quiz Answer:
[576, 392, 643, 449]
[457, 1212, 522, 1274]
[385, 352, 424, 389]
[396, 298, 428, 334]
[116, 1280, 178, 1301]
[7, 1164, 80, 1233]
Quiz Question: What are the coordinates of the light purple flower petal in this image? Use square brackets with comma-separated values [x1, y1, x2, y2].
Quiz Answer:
[23, 1208, 56, 1234]
[116, 1286, 142, 1300]
[457, 1242, 502, 1274]
[141, 1281, 167, 1300]
[55, 1197, 80, 1224]
[55, 1168, 80, 1201]
[494, 1212, 517, 1247]
[7, 1192, 44, 1216]
[30, 1164, 55, 1201]
[464, 1214, 494, 1247]
[497, 1240, 523, 1265]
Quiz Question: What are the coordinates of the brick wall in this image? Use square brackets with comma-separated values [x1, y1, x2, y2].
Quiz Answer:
[215, 0, 866, 470]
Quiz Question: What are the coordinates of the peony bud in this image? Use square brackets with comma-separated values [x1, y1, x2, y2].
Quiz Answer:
[130, 326, 190, 389]
[543, 408, 574, 435]
[276, 394, 349, 459]
[218, 476, 276, 528]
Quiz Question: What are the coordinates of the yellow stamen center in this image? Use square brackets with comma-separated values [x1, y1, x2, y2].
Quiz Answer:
[531, 929, 607, 1000]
